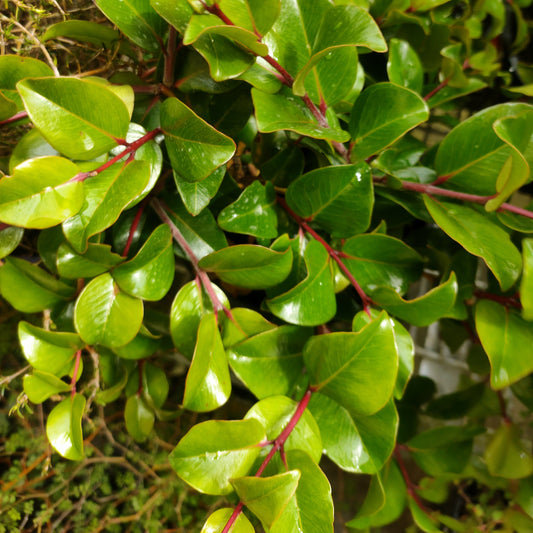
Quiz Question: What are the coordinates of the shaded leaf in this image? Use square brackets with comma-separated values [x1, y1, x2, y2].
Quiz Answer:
[125, 394, 155, 443]
[387, 38, 423, 93]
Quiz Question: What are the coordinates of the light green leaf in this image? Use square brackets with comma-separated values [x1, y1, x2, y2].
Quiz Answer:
[57, 242, 124, 279]
[74, 273, 144, 348]
[349, 83, 428, 161]
[199, 244, 292, 289]
[0, 226, 23, 259]
[408, 497, 441, 532]
[113, 325, 161, 360]
[46, 394, 85, 461]
[424, 197, 521, 291]
[162, 97, 235, 183]
[169, 418, 266, 495]
[17, 77, 130, 160]
[475, 300, 533, 389]
[9, 129, 59, 173]
[0, 157, 83, 229]
[304, 312, 398, 416]
[125, 394, 155, 443]
[521, 239, 533, 320]
[23, 371, 71, 404]
[219, 0, 281, 35]
[200, 508, 254, 533]
[183, 313, 231, 412]
[43, 20, 121, 47]
[286, 163, 373, 238]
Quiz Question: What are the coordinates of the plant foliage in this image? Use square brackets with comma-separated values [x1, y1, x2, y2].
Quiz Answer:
[1, 0, 533, 531]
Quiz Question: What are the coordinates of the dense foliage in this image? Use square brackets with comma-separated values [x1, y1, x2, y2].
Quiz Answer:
[1, 0, 533, 531]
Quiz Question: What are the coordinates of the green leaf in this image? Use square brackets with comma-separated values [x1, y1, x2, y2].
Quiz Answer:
[226, 325, 311, 399]
[217, 181, 278, 238]
[232, 471, 300, 530]
[387, 38, 423, 93]
[113, 224, 174, 300]
[57, 242, 124, 279]
[349, 83, 428, 161]
[371, 272, 458, 327]
[113, 325, 161, 360]
[42, 20, 121, 47]
[200, 508, 254, 533]
[165, 196, 228, 259]
[17, 77, 130, 160]
[169, 418, 266, 495]
[517, 477, 533, 519]
[266, 239, 336, 326]
[252, 87, 350, 142]
[176, 166, 225, 216]
[46, 394, 85, 461]
[408, 498, 441, 533]
[0, 226, 23, 259]
[63, 160, 151, 253]
[221, 307, 276, 347]
[199, 244, 292, 289]
[183, 313, 231, 412]
[304, 312, 398, 416]
[9, 129, 59, 173]
[342, 234, 423, 295]
[424, 197, 521, 291]
[23, 371, 71, 404]
[220, 0, 281, 35]
[485, 424, 533, 479]
[94, 0, 166, 52]
[521, 239, 533, 320]
[424, 382, 486, 419]
[150, 0, 193, 33]
[285, 163, 373, 238]
[245, 396, 322, 463]
[426, 77, 487, 109]
[18, 321, 83, 376]
[0, 257, 75, 313]
[161, 97, 235, 183]
[309, 394, 398, 474]
[292, 5, 386, 104]
[475, 300, 533, 390]
[170, 280, 229, 359]
[74, 273, 144, 348]
[435, 103, 532, 195]
[0, 157, 84, 229]
[125, 394, 155, 443]
[143, 362, 169, 408]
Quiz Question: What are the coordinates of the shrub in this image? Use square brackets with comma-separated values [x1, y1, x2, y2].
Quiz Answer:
[1, 0, 533, 531]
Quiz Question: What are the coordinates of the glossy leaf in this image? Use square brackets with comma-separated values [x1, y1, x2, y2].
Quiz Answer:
[125, 394, 155, 443]
[221, 307, 276, 347]
[113, 224, 174, 300]
[199, 244, 292, 289]
[217, 181, 278, 238]
[387, 38, 423, 93]
[94, 0, 166, 52]
[226, 325, 311, 399]
[201, 508, 254, 533]
[349, 83, 428, 161]
[219, 0, 281, 35]
[18, 321, 83, 376]
[485, 424, 533, 479]
[266, 239, 336, 326]
[9, 129, 59, 173]
[43, 20, 120, 47]
[0, 257, 75, 313]
[23, 371, 71, 404]
[342, 234, 423, 295]
[57, 242, 124, 279]
[252, 87, 350, 142]
[424, 197, 521, 291]
[245, 396, 322, 463]
[371, 272, 458, 327]
[177, 166, 225, 216]
[0, 226, 23, 259]
[113, 325, 161, 360]
[0, 157, 83, 229]
[286, 163, 373, 238]
[521, 238, 533, 320]
[475, 300, 533, 390]
[232, 471, 300, 530]
[63, 160, 151, 253]
[74, 273, 144, 348]
[304, 312, 398, 416]
[18, 77, 130, 160]
[161, 97, 235, 183]
[183, 313, 231, 412]
[169, 418, 266, 495]
[46, 394, 85, 461]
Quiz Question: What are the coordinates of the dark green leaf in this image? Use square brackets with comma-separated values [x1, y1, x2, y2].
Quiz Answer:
[43, 20, 121, 47]
[387, 38, 423, 93]
[176, 166, 225, 216]
[0, 226, 23, 259]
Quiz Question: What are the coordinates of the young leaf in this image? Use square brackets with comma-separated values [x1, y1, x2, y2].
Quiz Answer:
[74, 273, 144, 348]
[475, 300, 533, 390]
[169, 418, 266, 495]
[183, 313, 231, 412]
[304, 312, 398, 416]
[200, 508, 254, 533]
[17, 77, 130, 160]
[198, 244, 293, 289]
[23, 371, 71, 404]
[161, 97, 236, 183]
[113, 224, 175, 301]
[349, 83, 428, 161]
[285, 163, 373, 238]
[46, 394, 86, 461]
[0, 157, 84, 229]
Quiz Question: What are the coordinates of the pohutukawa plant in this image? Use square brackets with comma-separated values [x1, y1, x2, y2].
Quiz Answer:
[1, 0, 533, 531]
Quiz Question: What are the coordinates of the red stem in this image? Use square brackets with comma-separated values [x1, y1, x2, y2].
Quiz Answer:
[423, 77, 450, 102]
[497, 391, 511, 424]
[394, 446, 429, 512]
[122, 198, 148, 257]
[163, 26, 178, 87]
[221, 389, 313, 533]
[70, 350, 82, 398]
[0, 110, 28, 126]
[474, 290, 521, 310]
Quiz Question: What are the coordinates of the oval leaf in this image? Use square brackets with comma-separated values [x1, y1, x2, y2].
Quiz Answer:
[46, 394, 85, 461]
